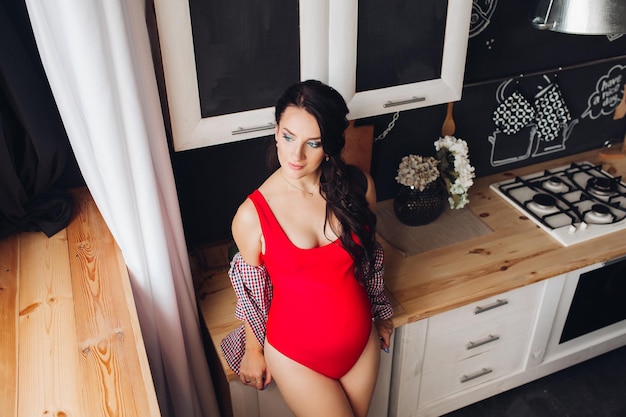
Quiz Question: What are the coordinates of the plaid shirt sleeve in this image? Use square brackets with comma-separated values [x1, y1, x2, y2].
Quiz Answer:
[364, 241, 393, 320]
[220, 253, 272, 375]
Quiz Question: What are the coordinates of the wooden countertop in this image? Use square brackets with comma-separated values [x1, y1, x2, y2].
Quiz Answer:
[0, 188, 161, 417]
[195, 147, 626, 382]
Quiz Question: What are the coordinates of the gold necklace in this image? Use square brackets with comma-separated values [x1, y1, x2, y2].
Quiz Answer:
[280, 171, 319, 197]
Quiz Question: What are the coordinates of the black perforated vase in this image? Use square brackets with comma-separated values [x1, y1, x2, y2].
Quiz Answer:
[393, 181, 447, 226]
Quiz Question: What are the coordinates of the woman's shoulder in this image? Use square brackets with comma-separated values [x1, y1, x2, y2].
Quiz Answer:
[232, 196, 264, 265]
[231, 174, 280, 248]
[232, 198, 258, 232]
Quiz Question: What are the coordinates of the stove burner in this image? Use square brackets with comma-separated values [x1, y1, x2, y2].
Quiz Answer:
[585, 203, 614, 224]
[587, 177, 616, 197]
[533, 193, 556, 208]
[592, 204, 610, 215]
[528, 193, 559, 214]
[548, 176, 563, 186]
[544, 176, 568, 193]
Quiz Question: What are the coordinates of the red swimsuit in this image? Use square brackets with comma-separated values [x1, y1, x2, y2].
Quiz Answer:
[249, 190, 372, 379]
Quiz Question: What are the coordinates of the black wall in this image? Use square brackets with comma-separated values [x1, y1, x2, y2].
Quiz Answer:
[173, 0, 626, 248]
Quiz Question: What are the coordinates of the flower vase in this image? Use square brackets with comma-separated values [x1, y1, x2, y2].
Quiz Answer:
[393, 180, 447, 226]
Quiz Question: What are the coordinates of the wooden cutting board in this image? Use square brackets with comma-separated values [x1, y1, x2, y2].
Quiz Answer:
[343, 120, 374, 173]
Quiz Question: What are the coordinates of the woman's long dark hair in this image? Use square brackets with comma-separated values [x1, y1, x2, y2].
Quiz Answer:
[272, 80, 377, 281]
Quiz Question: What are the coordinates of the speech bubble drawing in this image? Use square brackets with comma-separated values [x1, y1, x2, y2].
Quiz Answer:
[582, 64, 626, 120]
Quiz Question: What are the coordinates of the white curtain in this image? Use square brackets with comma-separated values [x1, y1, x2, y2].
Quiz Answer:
[24, 1, 220, 416]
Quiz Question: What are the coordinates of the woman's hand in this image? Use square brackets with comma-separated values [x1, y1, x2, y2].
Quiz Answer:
[374, 318, 393, 353]
[240, 320, 273, 390]
[239, 346, 272, 390]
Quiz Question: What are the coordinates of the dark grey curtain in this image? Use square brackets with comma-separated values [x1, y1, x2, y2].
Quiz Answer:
[0, 0, 74, 238]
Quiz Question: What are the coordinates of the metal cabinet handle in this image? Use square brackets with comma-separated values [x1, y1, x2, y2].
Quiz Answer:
[383, 96, 426, 108]
[466, 334, 500, 350]
[474, 299, 508, 315]
[460, 367, 493, 384]
[231, 123, 275, 135]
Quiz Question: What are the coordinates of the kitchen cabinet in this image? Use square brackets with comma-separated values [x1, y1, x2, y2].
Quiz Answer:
[420, 282, 542, 405]
[390, 260, 626, 417]
[152, 0, 327, 151]
[152, 0, 472, 150]
[328, 0, 472, 119]
[389, 281, 544, 417]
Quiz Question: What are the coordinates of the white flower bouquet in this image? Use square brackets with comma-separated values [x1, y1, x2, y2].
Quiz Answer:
[395, 136, 475, 209]
[434, 135, 475, 209]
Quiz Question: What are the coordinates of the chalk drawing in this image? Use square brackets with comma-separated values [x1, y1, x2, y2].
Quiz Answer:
[469, 0, 498, 38]
[581, 64, 626, 120]
[488, 75, 579, 167]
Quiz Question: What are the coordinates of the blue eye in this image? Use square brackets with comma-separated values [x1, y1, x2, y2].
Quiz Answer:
[308, 141, 322, 149]
[282, 133, 294, 142]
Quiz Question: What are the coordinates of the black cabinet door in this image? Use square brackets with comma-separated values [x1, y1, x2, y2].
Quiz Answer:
[560, 256, 626, 343]
[188, 0, 301, 118]
[356, 0, 447, 92]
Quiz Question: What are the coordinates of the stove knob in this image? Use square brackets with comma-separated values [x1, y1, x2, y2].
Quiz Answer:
[578, 221, 588, 231]
[568, 224, 577, 234]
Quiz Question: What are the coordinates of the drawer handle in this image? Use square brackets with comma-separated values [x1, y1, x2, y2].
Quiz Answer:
[474, 299, 508, 315]
[460, 367, 493, 384]
[466, 334, 500, 350]
[383, 96, 426, 108]
[231, 123, 276, 135]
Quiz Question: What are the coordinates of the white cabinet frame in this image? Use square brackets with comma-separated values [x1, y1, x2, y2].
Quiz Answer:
[153, 0, 471, 150]
[328, 0, 472, 119]
[152, 0, 328, 151]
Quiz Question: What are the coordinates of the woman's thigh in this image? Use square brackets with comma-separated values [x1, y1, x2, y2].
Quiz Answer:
[340, 325, 381, 417]
[264, 340, 355, 417]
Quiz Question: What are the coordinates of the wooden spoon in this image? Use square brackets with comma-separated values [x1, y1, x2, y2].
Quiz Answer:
[441, 102, 456, 136]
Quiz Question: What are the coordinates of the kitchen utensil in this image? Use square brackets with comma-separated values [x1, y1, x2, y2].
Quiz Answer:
[531, 0, 626, 35]
[441, 102, 456, 136]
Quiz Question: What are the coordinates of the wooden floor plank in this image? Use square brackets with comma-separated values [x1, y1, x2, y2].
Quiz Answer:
[1, 187, 159, 417]
[17, 229, 84, 416]
[0, 233, 19, 417]
[66, 188, 155, 417]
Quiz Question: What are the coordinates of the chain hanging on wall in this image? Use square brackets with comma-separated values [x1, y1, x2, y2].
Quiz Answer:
[374, 111, 400, 142]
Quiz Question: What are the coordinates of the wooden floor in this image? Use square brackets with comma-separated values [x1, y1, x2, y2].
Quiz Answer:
[0, 188, 160, 417]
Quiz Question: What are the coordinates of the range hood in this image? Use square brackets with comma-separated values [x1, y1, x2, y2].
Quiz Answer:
[531, 0, 626, 35]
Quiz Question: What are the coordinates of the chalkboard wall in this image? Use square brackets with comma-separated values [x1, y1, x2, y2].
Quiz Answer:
[172, 0, 626, 248]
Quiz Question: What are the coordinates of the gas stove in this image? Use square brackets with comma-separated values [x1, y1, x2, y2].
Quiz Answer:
[490, 161, 626, 246]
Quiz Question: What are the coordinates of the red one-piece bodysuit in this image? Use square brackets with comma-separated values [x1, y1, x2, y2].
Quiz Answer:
[248, 190, 372, 379]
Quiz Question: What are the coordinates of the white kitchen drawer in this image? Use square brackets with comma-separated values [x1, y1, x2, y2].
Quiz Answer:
[419, 321, 534, 403]
[417, 282, 543, 404]
[419, 342, 527, 405]
[423, 308, 534, 369]
[427, 282, 542, 338]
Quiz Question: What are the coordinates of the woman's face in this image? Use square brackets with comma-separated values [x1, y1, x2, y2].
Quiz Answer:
[275, 106, 325, 178]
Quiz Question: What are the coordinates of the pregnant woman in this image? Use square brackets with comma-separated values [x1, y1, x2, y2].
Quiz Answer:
[225, 80, 393, 417]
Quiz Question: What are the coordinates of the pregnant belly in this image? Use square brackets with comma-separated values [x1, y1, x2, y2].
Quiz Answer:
[266, 285, 371, 379]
